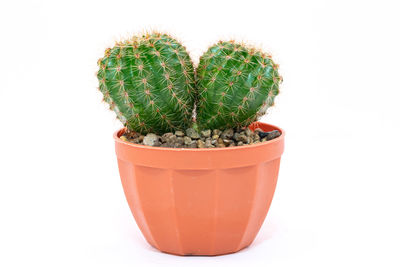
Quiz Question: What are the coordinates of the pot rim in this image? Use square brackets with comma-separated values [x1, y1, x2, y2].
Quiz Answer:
[113, 121, 285, 152]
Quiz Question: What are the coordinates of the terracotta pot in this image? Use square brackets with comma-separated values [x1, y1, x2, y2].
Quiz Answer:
[114, 122, 284, 256]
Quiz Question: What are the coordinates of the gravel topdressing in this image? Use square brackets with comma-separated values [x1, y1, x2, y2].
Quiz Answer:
[120, 127, 281, 148]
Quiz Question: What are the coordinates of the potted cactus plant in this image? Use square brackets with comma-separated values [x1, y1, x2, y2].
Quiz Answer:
[97, 32, 284, 256]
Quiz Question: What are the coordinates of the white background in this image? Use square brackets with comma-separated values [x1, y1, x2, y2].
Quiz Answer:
[1, 0, 399, 266]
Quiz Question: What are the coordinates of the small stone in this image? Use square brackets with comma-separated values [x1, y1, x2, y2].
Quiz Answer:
[184, 136, 192, 145]
[248, 137, 254, 145]
[212, 129, 221, 136]
[217, 138, 224, 144]
[176, 137, 184, 145]
[186, 128, 200, 139]
[254, 134, 260, 141]
[131, 137, 141, 144]
[187, 141, 197, 148]
[173, 143, 184, 148]
[233, 132, 241, 141]
[161, 132, 175, 143]
[237, 141, 244, 146]
[201, 129, 211, 138]
[143, 133, 160, 146]
[175, 130, 184, 137]
[217, 143, 226, 148]
[205, 139, 214, 148]
[125, 131, 140, 139]
[245, 128, 253, 137]
[197, 139, 206, 148]
[253, 140, 260, 144]
[160, 143, 172, 148]
[138, 135, 145, 142]
[221, 128, 234, 139]
[266, 130, 281, 140]
[223, 139, 233, 146]
[258, 131, 268, 139]
[169, 135, 177, 143]
[211, 139, 217, 145]
[212, 134, 219, 140]
[229, 143, 236, 147]
[237, 134, 249, 143]
[120, 136, 128, 142]
[258, 130, 281, 140]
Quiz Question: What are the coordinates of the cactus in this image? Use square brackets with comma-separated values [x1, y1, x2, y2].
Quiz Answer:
[196, 41, 282, 129]
[97, 32, 196, 134]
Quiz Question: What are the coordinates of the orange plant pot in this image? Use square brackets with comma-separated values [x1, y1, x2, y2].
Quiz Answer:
[114, 122, 284, 256]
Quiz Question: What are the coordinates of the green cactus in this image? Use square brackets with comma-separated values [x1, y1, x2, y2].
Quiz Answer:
[196, 41, 282, 129]
[97, 32, 196, 134]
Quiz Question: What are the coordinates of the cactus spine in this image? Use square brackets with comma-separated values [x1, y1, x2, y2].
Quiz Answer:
[196, 41, 282, 129]
[97, 33, 196, 134]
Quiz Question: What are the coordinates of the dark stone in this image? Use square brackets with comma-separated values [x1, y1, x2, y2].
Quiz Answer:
[258, 130, 281, 140]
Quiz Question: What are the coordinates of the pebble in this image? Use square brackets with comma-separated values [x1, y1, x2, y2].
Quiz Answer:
[175, 130, 184, 137]
[160, 143, 172, 148]
[161, 133, 176, 143]
[187, 141, 197, 148]
[183, 136, 192, 145]
[258, 130, 281, 140]
[212, 129, 221, 136]
[236, 134, 249, 143]
[201, 129, 211, 138]
[131, 138, 141, 144]
[205, 139, 214, 148]
[212, 134, 219, 140]
[266, 130, 281, 140]
[122, 126, 281, 148]
[186, 128, 200, 139]
[221, 128, 234, 139]
[174, 143, 184, 148]
[197, 139, 206, 148]
[125, 131, 140, 139]
[176, 137, 184, 145]
[223, 139, 232, 146]
[245, 128, 253, 137]
[143, 133, 160, 146]
[233, 132, 241, 141]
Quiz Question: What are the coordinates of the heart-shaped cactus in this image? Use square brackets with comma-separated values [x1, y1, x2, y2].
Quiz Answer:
[97, 32, 196, 134]
[196, 41, 282, 129]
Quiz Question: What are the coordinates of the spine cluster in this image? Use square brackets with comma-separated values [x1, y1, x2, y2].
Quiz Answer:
[97, 33, 195, 134]
[196, 41, 282, 129]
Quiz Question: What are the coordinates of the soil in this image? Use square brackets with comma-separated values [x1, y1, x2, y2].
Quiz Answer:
[120, 127, 281, 148]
